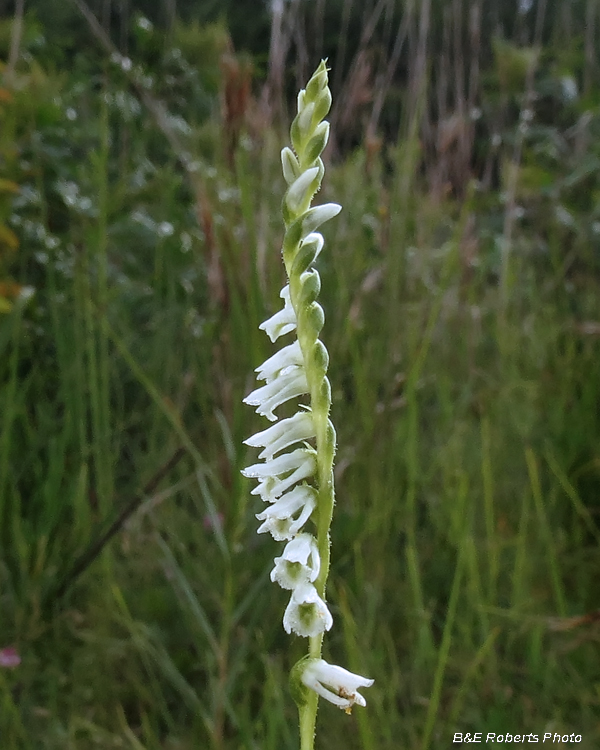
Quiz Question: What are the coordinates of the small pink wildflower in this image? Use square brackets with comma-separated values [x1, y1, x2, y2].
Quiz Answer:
[0, 647, 21, 668]
[203, 512, 224, 531]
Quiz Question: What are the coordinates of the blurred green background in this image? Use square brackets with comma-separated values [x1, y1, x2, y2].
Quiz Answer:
[0, 0, 599, 748]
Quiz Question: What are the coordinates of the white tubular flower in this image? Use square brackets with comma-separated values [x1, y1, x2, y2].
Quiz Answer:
[300, 659, 374, 712]
[243, 365, 309, 422]
[259, 285, 296, 342]
[245, 448, 316, 502]
[243, 447, 314, 481]
[271, 532, 320, 588]
[244, 411, 315, 460]
[283, 582, 333, 637]
[256, 484, 317, 541]
[255, 340, 304, 383]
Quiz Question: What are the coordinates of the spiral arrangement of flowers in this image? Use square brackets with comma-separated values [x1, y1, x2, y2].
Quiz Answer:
[242, 61, 372, 748]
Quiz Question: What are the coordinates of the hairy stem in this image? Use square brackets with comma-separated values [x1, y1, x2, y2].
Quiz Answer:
[299, 687, 319, 750]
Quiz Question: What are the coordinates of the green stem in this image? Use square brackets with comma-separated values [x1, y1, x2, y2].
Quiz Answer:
[299, 687, 319, 750]
[288, 249, 335, 750]
[313, 422, 334, 599]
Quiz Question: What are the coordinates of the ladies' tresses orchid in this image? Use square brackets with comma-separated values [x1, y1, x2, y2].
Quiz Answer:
[271, 533, 321, 588]
[283, 582, 333, 638]
[259, 286, 296, 341]
[255, 484, 317, 541]
[242, 61, 372, 749]
[245, 448, 317, 503]
[300, 659, 375, 712]
[243, 365, 309, 421]
[244, 411, 315, 461]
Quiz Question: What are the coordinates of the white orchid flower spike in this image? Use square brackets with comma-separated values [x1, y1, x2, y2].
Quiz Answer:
[241, 60, 373, 750]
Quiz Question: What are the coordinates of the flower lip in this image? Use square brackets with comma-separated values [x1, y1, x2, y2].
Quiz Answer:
[300, 659, 374, 711]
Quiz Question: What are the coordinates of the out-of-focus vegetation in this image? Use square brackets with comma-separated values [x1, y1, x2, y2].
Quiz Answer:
[0, 1, 599, 748]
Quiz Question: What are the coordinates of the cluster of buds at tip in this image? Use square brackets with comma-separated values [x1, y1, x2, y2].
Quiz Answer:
[242, 61, 372, 709]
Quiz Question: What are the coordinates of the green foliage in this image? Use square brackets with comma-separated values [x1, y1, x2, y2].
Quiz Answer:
[493, 37, 539, 95]
[1, 6, 600, 750]
[0, 76, 20, 312]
